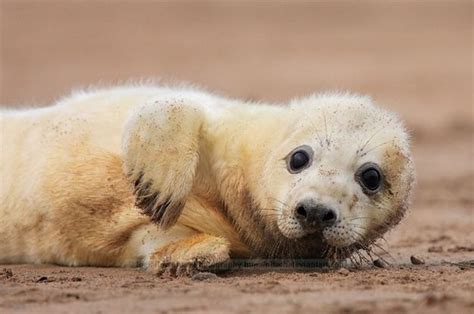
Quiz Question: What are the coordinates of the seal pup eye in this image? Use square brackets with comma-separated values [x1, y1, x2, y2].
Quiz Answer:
[355, 163, 383, 194]
[286, 145, 313, 173]
[291, 152, 308, 170]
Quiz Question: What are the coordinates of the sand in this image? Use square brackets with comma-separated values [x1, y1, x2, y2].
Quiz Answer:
[0, 1, 473, 313]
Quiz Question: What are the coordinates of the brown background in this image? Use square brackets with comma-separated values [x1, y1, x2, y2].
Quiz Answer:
[1, 1, 473, 313]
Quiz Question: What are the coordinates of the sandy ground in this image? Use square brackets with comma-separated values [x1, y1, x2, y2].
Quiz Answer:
[0, 1, 473, 313]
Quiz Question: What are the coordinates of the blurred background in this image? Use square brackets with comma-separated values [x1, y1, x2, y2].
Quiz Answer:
[0, 1, 472, 219]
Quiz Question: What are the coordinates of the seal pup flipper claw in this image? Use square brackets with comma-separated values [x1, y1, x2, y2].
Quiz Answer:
[122, 99, 205, 230]
[147, 233, 231, 276]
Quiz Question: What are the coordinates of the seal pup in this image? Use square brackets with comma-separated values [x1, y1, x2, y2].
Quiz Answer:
[0, 85, 414, 274]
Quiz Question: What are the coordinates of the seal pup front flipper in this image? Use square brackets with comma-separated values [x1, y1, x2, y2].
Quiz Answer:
[122, 98, 205, 230]
[147, 233, 231, 276]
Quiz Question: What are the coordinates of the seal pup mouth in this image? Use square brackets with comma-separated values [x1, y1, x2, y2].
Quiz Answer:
[275, 203, 391, 267]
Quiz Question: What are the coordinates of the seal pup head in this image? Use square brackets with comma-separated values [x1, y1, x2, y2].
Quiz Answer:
[252, 93, 415, 262]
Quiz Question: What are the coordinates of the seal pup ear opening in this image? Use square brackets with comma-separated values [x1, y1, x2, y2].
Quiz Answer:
[122, 99, 204, 230]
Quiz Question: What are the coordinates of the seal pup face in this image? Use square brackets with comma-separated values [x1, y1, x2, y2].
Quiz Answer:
[255, 93, 414, 260]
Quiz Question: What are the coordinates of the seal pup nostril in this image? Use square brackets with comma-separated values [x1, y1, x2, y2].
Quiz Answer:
[320, 208, 337, 225]
[296, 206, 307, 218]
[294, 201, 319, 226]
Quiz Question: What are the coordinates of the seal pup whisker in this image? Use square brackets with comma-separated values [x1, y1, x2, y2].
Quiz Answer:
[360, 140, 392, 157]
[356, 124, 387, 156]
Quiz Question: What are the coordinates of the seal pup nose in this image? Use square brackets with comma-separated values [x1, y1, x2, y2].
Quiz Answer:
[295, 200, 338, 228]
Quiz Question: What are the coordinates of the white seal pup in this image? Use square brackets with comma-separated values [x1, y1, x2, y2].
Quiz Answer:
[0, 84, 414, 273]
